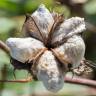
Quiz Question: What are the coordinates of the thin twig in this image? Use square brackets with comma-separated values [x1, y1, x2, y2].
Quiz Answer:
[0, 40, 10, 55]
[0, 76, 32, 83]
[0, 76, 96, 89]
[65, 76, 96, 88]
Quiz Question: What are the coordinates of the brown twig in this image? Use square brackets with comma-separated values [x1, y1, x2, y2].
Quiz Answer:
[65, 76, 96, 88]
[0, 40, 10, 55]
[0, 75, 96, 89]
[0, 76, 32, 83]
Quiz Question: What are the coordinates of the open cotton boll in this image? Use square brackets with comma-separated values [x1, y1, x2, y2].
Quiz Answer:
[32, 4, 54, 41]
[53, 35, 85, 68]
[36, 50, 64, 92]
[22, 4, 54, 43]
[6, 37, 45, 63]
[51, 17, 86, 46]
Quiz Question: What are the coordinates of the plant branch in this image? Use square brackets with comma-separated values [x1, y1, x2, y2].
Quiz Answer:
[0, 75, 96, 88]
[0, 40, 10, 55]
[65, 76, 96, 88]
[0, 76, 32, 83]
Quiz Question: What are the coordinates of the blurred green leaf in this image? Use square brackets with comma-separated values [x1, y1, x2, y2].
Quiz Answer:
[0, 18, 16, 33]
[0, 49, 9, 67]
[0, 0, 54, 16]
[53, 5, 70, 18]
[0, 17, 17, 41]
[84, 0, 96, 15]
[25, 0, 53, 13]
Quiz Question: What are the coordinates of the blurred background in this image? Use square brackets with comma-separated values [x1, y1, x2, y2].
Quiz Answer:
[0, 0, 96, 96]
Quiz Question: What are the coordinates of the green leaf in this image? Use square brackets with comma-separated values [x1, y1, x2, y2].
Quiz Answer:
[53, 5, 70, 18]
[84, 0, 96, 15]
[0, 18, 16, 34]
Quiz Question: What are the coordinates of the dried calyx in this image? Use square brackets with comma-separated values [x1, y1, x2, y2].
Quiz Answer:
[6, 4, 86, 92]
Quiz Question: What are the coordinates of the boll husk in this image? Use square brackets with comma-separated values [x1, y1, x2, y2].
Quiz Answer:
[6, 4, 86, 92]
[6, 37, 45, 63]
[36, 50, 64, 92]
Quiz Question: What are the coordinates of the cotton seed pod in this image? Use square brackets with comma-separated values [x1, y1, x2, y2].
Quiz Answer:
[6, 37, 45, 63]
[53, 35, 85, 68]
[51, 17, 86, 46]
[22, 4, 54, 43]
[6, 4, 86, 92]
[36, 50, 64, 92]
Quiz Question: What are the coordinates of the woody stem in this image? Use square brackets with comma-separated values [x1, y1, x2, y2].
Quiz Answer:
[65, 76, 96, 88]
[0, 76, 32, 83]
[0, 40, 10, 55]
[0, 76, 96, 88]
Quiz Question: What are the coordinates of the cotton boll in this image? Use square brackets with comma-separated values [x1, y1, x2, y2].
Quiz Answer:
[53, 35, 85, 68]
[22, 4, 54, 43]
[32, 4, 54, 41]
[6, 37, 45, 63]
[5, 4, 87, 93]
[36, 50, 64, 92]
[51, 17, 86, 46]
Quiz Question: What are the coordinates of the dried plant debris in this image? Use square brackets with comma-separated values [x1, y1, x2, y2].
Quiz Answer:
[6, 4, 86, 92]
[73, 60, 94, 79]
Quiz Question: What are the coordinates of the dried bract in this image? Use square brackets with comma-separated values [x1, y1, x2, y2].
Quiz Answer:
[22, 4, 54, 44]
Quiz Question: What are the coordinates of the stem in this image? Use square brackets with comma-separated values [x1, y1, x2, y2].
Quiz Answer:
[0, 40, 10, 55]
[65, 76, 96, 88]
[0, 77, 32, 83]
[0, 76, 96, 88]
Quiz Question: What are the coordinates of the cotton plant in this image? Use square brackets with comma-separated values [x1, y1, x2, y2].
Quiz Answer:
[6, 4, 86, 92]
